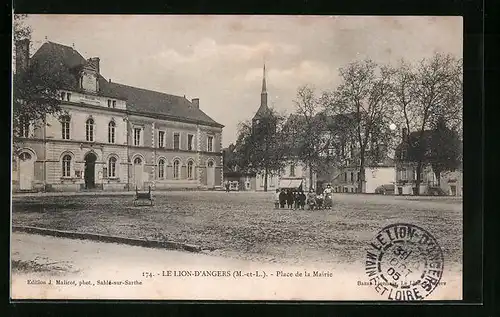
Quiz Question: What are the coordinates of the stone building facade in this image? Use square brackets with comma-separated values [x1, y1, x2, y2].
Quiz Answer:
[12, 41, 223, 192]
[394, 129, 463, 196]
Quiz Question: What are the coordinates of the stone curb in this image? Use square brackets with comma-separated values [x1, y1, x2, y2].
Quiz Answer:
[12, 225, 202, 253]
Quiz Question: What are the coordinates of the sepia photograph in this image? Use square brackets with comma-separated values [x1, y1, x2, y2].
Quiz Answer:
[11, 14, 463, 300]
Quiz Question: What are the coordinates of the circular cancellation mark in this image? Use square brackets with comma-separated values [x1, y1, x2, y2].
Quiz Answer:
[365, 223, 444, 301]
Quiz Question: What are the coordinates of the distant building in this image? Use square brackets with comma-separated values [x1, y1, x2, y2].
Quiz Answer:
[12, 40, 224, 192]
[394, 128, 462, 196]
[222, 168, 256, 191]
[331, 160, 396, 194]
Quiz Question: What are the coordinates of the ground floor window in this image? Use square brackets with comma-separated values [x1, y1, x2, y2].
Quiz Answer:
[108, 157, 117, 177]
[62, 155, 71, 177]
[173, 160, 180, 179]
[187, 161, 194, 179]
[158, 159, 165, 179]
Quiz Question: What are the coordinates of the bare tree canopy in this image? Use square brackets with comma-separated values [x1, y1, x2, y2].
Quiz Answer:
[285, 85, 344, 188]
[217, 51, 462, 196]
[321, 60, 394, 192]
[390, 53, 463, 195]
[234, 109, 288, 191]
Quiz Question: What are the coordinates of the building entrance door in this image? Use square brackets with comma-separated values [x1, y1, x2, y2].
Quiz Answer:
[207, 161, 215, 188]
[134, 157, 143, 190]
[450, 185, 456, 196]
[19, 152, 34, 190]
[84, 152, 97, 189]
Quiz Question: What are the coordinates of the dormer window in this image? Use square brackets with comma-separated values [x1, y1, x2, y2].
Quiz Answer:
[81, 70, 98, 92]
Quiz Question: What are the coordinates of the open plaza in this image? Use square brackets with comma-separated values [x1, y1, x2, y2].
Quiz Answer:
[12, 191, 463, 267]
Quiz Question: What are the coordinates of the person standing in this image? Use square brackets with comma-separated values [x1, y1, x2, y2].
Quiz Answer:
[323, 184, 333, 209]
[279, 189, 286, 209]
[274, 189, 280, 209]
[286, 190, 294, 209]
[293, 191, 300, 210]
[306, 189, 316, 210]
[298, 190, 306, 210]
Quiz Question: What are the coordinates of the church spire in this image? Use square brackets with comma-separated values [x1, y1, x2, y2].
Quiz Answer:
[261, 63, 267, 94]
[260, 63, 268, 109]
[253, 63, 270, 123]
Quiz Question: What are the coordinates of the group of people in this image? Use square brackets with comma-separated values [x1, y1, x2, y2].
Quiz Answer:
[275, 188, 307, 209]
[274, 184, 334, 210]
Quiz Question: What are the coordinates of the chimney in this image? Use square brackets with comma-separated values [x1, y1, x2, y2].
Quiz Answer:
[191, 98, 199, 109]
[89, 57, 100, 74]
[15, 39, 30, 74]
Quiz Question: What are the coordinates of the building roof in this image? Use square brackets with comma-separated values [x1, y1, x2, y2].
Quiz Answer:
[31, 41, 87, 70]
[97, 77, 222, 126]
[30, 41, 223, 128]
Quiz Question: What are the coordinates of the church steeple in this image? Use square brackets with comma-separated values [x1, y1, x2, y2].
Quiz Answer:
[261, 64, 267, 94]
[253, 63, 271, 123]
[260, 63, 268, 108]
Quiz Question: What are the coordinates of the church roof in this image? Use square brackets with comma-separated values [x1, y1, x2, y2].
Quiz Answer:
[252, 104, 272, 120]
[30, 41, 223, 128]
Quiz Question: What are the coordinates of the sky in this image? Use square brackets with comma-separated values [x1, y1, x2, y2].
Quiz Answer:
[22, 15, 462, 147]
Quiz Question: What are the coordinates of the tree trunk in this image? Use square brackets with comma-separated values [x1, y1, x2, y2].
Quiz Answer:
[264, 166, 268, 192]
[358, 166, 365, 193]
[358, 152, 365, 193]
[415, 162, 422, 196]
[309, 162, 314, 192]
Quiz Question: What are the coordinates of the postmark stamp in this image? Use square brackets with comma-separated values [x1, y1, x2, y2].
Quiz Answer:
[365, 223, 444, 300]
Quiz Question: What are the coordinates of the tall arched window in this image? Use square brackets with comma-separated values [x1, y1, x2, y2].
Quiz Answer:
[290, 164, 296, 177]
[173, 160, 180, 179]
[187, 161, 194, 179]
[62, 155, 71, 177]
[158, 159, 165, 179]
[86, 118, 94, 142]
[61, 116, 70, 140]
[108, 121, 116, 143]
[108, 157, 117, 177]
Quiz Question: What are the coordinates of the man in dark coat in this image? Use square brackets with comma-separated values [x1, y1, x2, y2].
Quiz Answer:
[279, 189, 287, 208]
[298, 190, 306, 209]
[286, 190, 294, 209]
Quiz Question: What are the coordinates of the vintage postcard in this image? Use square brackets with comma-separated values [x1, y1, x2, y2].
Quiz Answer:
[11, 15, 463, 301]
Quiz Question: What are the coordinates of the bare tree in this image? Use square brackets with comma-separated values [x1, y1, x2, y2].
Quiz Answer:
[391, 53, 463, 195]
[236, 109, 287, 192]
[322, 60, 393, 193]
[288, 85, 333, 190]
[13, 15, 74, 149]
